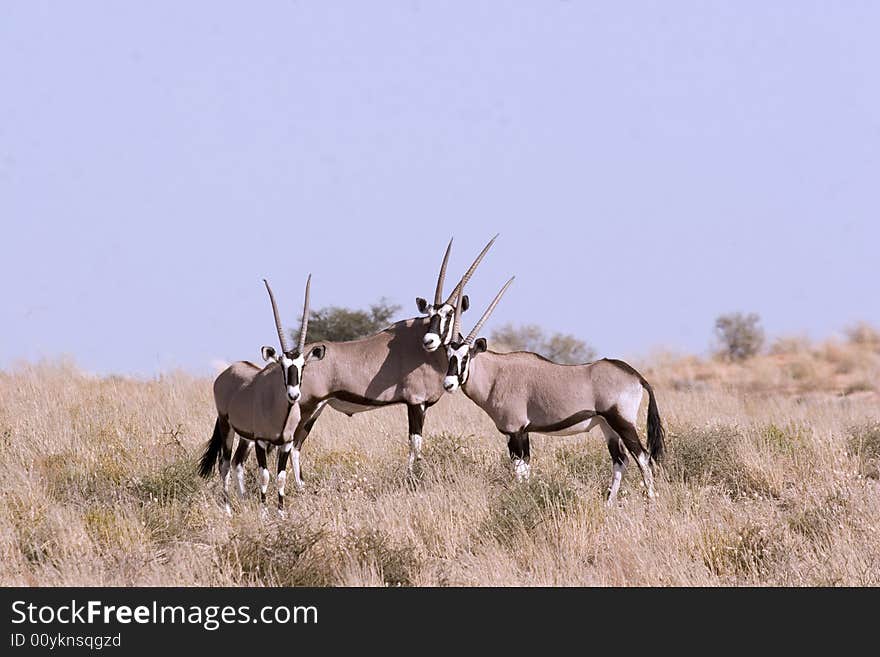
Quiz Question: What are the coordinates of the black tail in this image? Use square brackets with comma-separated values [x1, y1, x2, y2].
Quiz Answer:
[198, 417, 226, 479]
[643, 380, 665, 462]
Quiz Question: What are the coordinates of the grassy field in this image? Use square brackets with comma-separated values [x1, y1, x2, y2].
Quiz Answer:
[1, 331, 879, 586]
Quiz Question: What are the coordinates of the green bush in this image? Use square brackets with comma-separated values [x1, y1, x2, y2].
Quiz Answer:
[714, 312, 764, 362]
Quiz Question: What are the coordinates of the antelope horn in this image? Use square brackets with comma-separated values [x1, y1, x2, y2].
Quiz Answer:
[263, 279, 293, 354]
[433, 238, 453, 306]
[464, 277, 514, 345]
[452, 279, 465, 340]
[298, 274, 311, 353]
[444, 233, 498, 306]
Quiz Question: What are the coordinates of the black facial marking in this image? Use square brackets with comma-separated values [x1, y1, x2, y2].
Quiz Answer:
[428, 313, 442, 337]
[446, 354, 459, 378]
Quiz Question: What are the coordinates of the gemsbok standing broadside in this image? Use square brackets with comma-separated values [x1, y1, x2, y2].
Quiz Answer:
[230, 236, 498, 497]
[442, 278, 666, 504]
[198, 276, 324, 512]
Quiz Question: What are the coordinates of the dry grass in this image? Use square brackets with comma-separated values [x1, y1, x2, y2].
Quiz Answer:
[1, 336, 879, 586]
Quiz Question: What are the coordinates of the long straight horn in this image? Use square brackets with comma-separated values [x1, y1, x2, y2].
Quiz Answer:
[444, 233, 498, 306]
[433, 238, 453, 306]
[298, 274, 311, 353]
[452, 280, 464, 340]
[464, 277, 514, 345]
[263, 279, 293, 354]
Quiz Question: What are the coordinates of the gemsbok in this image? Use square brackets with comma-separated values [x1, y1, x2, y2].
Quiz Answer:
[231, 236, 498, 497]
[198, 276, 324, 512]
[442, 278, 665, 504]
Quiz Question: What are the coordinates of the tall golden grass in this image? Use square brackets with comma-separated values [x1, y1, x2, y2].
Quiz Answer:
[1, 330, 878, 586]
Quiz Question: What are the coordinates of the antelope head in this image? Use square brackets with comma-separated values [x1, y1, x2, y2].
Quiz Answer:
[443, 276, 514, 393]
[416, 235, 498, 352]
[261, 276, 326, 404]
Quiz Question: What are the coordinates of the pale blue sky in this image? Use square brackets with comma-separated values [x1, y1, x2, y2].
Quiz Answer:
[1, 2, 878, 375]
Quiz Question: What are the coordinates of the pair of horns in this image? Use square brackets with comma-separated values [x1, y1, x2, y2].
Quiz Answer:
[263, 275, 310, 355]
[433, 234, 499, 307]
[455, 276, 514, 346]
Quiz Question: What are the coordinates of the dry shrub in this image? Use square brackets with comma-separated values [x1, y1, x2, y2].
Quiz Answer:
[664, 424, 805, 499]
[783, 355, 821, 389]
[421, 432, 490, 481]
[134, 457, 201, 504]
[6, 495, 67, 566]
[844, 322, 880, 349]
[343, 528, 420, 586]
[821, 341, 862, 375]
[784, 489, 850, 545]
[699, 519, 779, 580]
[847, 423, 880, 479]
[221, 516, 329, 586]
[844, 380, 875, 395]
[554, 444, 608, 485]
[770, 335, 812, 356]
[664, 426, 743, 488]
[481, 475, 578, 547]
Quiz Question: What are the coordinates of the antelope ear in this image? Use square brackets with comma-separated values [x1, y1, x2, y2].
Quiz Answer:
[472, 338, 488, 355]
[416, 297, 430, 314]
[306, 345, 326, 362]
[261, 346, 278, 362]
[461, 295, 470, 313]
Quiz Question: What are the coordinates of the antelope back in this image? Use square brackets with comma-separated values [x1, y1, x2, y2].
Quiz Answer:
[226, 362, 300, 441]
[297, 317, 450, 407]
[213, 361, 261, 420]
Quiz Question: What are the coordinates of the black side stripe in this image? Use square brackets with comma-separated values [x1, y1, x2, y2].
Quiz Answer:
[526, 409, 597, 434]
[320, 390, 396, 407]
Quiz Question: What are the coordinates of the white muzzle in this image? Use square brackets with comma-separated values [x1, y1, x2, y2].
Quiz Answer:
[423, 333, 441, 352]
[443, 376, 459, 392]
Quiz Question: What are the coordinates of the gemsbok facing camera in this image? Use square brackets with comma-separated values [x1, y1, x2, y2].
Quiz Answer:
[442, 278, 665, 503]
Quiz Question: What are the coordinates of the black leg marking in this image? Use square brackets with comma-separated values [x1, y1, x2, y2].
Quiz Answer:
[602, 408, 646, 461]
[506, 431, 531, 462]
[407, 403, 426, 436]
[255, 444, 269, 507]
[506, 431, 531, 481]
[231, 439, 252, 499]
[601, 407, 655, 498]
[276, 449, 291, 510]
[406, 403, 427, 472]
[233, 439, 251, 467]
[291, 404, 327, 481]
[606, 435, 627, 466]
[217, 423, 236, 511]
